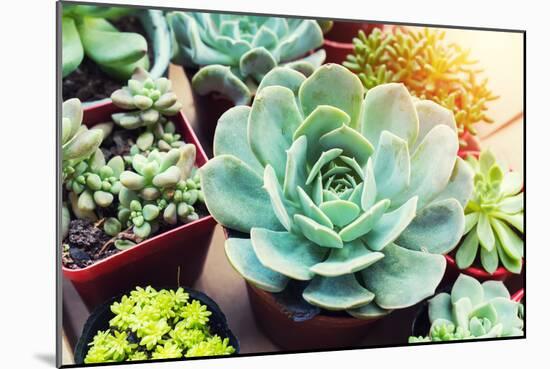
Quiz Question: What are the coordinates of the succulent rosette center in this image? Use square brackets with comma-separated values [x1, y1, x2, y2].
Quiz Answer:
[201, 64, 474, 317]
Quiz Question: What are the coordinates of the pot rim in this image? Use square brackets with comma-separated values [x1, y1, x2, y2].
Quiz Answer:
[62, 101, 212, 275]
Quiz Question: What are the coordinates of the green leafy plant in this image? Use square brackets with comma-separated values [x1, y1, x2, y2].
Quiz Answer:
[201, 64, 473, 315]
[62, 4, 149, 79]
[84, 286, 236, 363]
[111, 67, 183, 129]
[409, 274, 523, 342]
[118, 146, 203, 238]
[455, 150, 524, 274]
[167, 12, 326, 105]
[344, 28, 498, 144]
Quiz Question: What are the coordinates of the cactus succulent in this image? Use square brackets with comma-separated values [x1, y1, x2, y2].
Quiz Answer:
[62, 98, 104, 181]
[409, 274, 523, 342]
[62, 4, 149, 80]
[344, 28, 498, 144]
[167, 12, 326, 105]
[201, 64, 473, 315]
[455, 150, 524, 274]
[118, 147, 203, 238]
[111, 68, 183, 129]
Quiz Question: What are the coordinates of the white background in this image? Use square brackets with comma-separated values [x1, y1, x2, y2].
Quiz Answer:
[0, 0, 546, 368]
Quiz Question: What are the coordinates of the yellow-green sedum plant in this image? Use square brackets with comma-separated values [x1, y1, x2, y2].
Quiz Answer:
[455, 150, 524, 274]
[167, 12, 326, 105]
[409, 274, 523, 342]
[200, 64, 473, 316]
[343, 28, 498, 145]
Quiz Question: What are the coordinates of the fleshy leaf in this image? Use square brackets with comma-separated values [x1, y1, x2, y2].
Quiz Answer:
[296, 186, 333, 228]
[412, 100, 457, 152]
[339, 199, 390, 242]
[500, 172, 523, 197]
[200, 155, 283, 233]
[361, 83, 419, 149]
[451, 274, 483, 306]
[263, 165, 293, 232]
[303, 274, 375, 310]
[251, 228, 327, 281]
[283, 136, 309, 203]
[310, 240, 384, 277]
[482, 280, 511, 301]
[431, 158, 474, 208]
[319, 200, 360, 228]
[319, 125, 374, 167]
[62, 16, 84, 77]
[362, 243, 446, 309]
[373, 131, 410, 200]
[428, 292, 452, 323]
[192, 65, 251, 105]
[225, 237, 288, 292]
[477, 212, 495, 252]
[455, 230, 479, 270]
[294, 214, 343, 249]
[239, 47, 277, 81]
[396, 198, 465, 254]
[299, 64, 364, 129]
[490, 297, 523, 336]
[257, 67, 306, 96]
[496, 237, 522, 274]
[480, 242, 499, 274]
[347, 302, 392, 320]
[491, 217, 523, 260]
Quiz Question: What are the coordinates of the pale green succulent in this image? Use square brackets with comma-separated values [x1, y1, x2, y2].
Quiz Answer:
[201, 64, 473, 314]
[111, 68, 183, 129]
[62, 98, 104, 181]
[118, 147, 202, 238]
[455, 150, 524, 274]
[167, 12, 326, 105]
[62, 5, 148, 79]
[409, 274, 523, 343]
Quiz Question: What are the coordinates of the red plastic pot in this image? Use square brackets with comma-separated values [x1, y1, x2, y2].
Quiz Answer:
[62, 101, 217, 310]
[323, 22, 383, 64]
[246, 283, 380, 351]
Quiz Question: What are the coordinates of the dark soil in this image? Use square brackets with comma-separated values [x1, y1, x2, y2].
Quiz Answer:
[62, 15, 154, 102]
[101, 128, 136, 161]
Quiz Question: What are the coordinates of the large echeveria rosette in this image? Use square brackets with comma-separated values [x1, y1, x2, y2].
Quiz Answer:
[167, 12, 325, 105]
[200, 64, 474, 317]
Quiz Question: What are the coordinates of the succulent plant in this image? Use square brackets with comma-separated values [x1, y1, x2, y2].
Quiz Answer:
[409, 274, 523, 343]
[84, 286, 236, 363]
[111, 67, 183, 129]
[201, 64, 473, 315]
[343, 28, 498, 144]
[118, 147, 203, 239]
[62, 98, 104, 181]
[167, 12, 326, 105]
[455, 150, 524, 274]
[62, 4, 149, 79]
[65, 149, 124, 220]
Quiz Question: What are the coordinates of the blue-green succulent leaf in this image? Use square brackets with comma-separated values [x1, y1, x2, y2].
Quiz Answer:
[319, 125, 374, 167]
[373, 131, 410, 200]
[283, 136, 309, 203]
[62, 16, 84, 77]
[396, 198, 465, 254]
[239, 47, 277, 81]
[251, 228, 327, 281]
[319, 200, 360, 228]
[294, 214, 343, 249]
[428, 292, 452, 323]
[362, 243, 446, 309]
[361, 158, 377, 210]
[310, 240, 384, 277]
[451, 274, 484, 306]
[225, 237, 288, 292]
[263, 165, 293, 232]
[490, 297, 523, 336]
[192, 65, 251, 105]
[257, 67, 306, 97]
[412, 100, 457, 152]
[347, 302, 392, 319]
[431, 158, 474, 208]
[339, 199, 390, 242]
[200, 155, 283, 233]
[490, 217, 523, 260]
[303, 274, 375, 310]
[482, 280, 511, 300]
[275, 19, 324, 62]
[296, 187, 333, 228]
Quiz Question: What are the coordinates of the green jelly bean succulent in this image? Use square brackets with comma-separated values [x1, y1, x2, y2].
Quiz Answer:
[66, 149, 124, 219]
[84, 286, 235, 363]
[409, 274, 523, 343]
[62, 4, 149, 79]
[344, 28, 498, 143]
[118, 147, 203, 239]
[201, 64, 474, 315]
[167, 12, 326, 105]
[455, 150, 524, 274]
[111, 67, 183, 129]
[62, 98, 104, 181]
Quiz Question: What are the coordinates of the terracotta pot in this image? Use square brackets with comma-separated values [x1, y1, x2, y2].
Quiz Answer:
[246, 283, 379, 351]
[74, 285, 239, 364]
[62, 101, 216, 310]
[323, 22, 383, 64]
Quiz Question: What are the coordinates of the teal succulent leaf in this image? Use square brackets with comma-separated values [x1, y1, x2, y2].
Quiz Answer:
[202, 64, 469, 314]
[168, 12, 324, 104]
[454, 150, 524, 274]
[410, 274, 523, 343]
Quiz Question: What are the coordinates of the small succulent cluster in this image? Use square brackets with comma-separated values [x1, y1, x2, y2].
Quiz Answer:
[84, 286, 236, 363]
[62, 5, 149, 80]
[201, 64, 473, 314]
[111, 67, 183, 129]
[167, 12, 326, 105]
[62, 69, 204, 257]
[409, 274, 523, 343]
[343, 28, 498, 142]
[455, 150, 524, 274]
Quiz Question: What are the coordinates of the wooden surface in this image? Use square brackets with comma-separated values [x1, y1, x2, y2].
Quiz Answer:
[61, 27, 525, 365]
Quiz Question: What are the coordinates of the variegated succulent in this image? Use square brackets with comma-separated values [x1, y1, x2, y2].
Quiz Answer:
[111, 68, 182, 129]
[201, 64, 473, 315]
[167, 12, 326, 105]
[409, 274, 523, 342]
[455, 150, 524, 274]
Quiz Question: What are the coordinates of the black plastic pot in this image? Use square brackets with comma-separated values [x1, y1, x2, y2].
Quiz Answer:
[74, 285, 240, 364]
